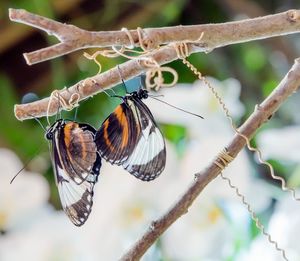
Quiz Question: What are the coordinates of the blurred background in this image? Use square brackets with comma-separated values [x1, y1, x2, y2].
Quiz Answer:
[1, 0, 300, 260]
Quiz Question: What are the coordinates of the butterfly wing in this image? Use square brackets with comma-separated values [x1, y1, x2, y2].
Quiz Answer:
[58, 122, 100, 184]
[96, 97, 166, 181]
[123, 97, 166, 181]
[95, 103, 139, 164]
[50, 121, 101, 226]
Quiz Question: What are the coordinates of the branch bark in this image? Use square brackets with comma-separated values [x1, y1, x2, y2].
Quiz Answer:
[9, 8, 300, 65]
[11, 8, 300, 120]
[119, 58, 300, 261]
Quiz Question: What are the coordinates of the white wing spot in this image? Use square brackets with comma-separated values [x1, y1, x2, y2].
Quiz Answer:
[74, 177, 82, 183]
[87, 195, 92, 202]
[82, 172, 88, 178]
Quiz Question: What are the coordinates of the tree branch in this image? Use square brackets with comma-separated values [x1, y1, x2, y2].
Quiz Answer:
[9, 8, 300, 65]
[12, 8, 300, 121]
[119, 58, 300, 261]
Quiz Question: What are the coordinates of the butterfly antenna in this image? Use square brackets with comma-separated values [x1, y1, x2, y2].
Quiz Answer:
[11, 114, 47, 184]
[10, 147, 42, 184]
[117, 65, 127, 92]
[109, 87, 118, 96]
[57, 93, 62, 120]
[139, 74, 146, 90]
[99, 87, 123, 103]
[149, 96, 204, 119]
[46, 95, 52, 126]
[102, 89, 118, 98]
[10, 165, 27, 184]
[148, 94, 165, 98]
[27, 113, 47, 132]
[101, 89, 123, 100]
[73, 106, 78, 121]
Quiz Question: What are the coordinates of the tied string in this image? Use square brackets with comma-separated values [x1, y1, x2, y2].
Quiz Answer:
[83, 28, 148, 74]
[138, 57, 178, 91]
[173, 32, 205, 59]
[214, 148, 234, 170]
[84, 27, 178, 91]
[46, 88, 80, 125]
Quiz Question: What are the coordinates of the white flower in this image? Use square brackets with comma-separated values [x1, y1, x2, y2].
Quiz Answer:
[0, 210, 99, 261]
[257, 125, 300, 162]
[0, 148, 49, 233]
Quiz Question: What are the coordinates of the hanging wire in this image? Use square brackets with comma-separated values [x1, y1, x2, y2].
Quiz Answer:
[220, 172, 288, 261]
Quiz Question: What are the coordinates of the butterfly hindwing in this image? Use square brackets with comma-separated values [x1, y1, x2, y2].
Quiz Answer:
[47, 120, 101, 226]
[123, 97, 166, 181]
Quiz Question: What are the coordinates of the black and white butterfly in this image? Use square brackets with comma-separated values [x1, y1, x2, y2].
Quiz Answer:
[46, 119, 101, 226]
[95, 89, 166, 181]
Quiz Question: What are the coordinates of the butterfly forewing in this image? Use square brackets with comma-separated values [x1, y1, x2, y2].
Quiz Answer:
[57, 122, 98, 184]
[95, 103, 139, 164]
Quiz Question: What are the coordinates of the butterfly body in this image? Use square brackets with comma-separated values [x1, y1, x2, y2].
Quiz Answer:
[46, 119, 101, 226]
[96, 89, 166, 182]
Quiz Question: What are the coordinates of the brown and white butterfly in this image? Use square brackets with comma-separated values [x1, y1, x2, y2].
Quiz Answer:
[95, 89, 166, 181]
[46, 119, 101, 226]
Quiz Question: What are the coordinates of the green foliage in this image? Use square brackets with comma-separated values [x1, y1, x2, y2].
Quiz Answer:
[243, 45, 267, 72]
[288, 164, 300, 188]
[262, 79, 277, 97]
[160, 123, 187, 156]
[0, 73, 46, 158]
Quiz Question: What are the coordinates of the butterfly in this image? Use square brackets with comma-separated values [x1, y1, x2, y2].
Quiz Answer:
[45, 119, 101, 226]
[95, 89, 166, 181]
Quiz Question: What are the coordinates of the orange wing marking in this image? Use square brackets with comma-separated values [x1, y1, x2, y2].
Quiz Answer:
[114, 105, 129, 149]
[103, 119, 115, 152]
[64, 122, 79, 163]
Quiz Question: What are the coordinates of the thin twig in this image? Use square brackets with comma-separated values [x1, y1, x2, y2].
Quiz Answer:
[12, 8, 300, 120]
[119, 58, 300, 261]
[9, 8, 300, 65]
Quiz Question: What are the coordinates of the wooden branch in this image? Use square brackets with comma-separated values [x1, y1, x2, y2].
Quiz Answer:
[119, 58, 300, 261]
[9, 8, 300, 65]
[14, 44, 183, 120]
[12, 8, 300, 121]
